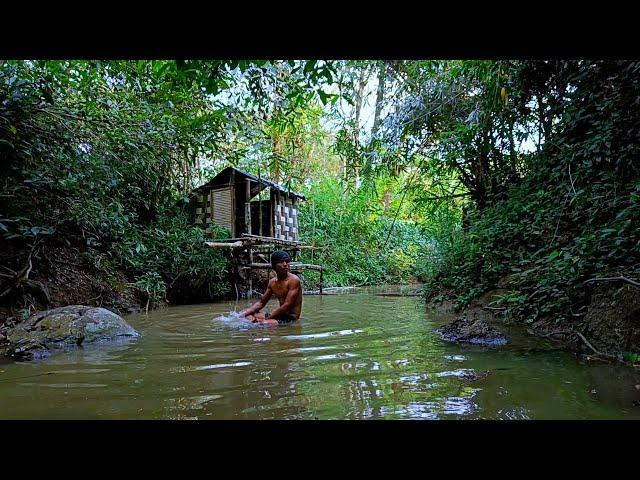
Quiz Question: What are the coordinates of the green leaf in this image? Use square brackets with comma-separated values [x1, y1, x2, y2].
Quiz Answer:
[548, 250, 560, 259]
[322, 68, 333, 84]
[0, 139, 14, 149]
[304, 60, 317, 75]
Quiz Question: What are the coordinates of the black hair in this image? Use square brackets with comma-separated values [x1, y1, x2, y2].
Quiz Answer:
[271, 250, 292, 268]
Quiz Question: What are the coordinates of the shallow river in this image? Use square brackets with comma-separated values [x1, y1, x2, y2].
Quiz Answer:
[1, 288, 639, 419]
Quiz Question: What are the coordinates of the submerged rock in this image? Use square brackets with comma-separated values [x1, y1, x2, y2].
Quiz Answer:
[436, 317, 507, 347]
[460, 370, 493, 382]
[5, 305, 140, 360]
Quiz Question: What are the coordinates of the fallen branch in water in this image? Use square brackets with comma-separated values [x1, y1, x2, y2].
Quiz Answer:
[375, 293, 422, 297]
[538, 329, 618, 360]
[584, 276, 640, 288]
[573, 331, 618, 360]
[303, 286, 356, 295]
[0, 371, 56, 383]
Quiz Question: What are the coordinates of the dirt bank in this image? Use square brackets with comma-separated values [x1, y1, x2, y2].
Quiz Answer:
[431, 284, 640, 363]
[0, 245, 142, 330]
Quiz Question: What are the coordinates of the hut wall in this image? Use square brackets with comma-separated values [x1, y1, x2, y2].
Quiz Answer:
[250, 200, 272, 237]
[273, 192, 299, 241]
[193, 169, 303, 241]
[234, 182, 247, 236]
[195, 186, 234, 238]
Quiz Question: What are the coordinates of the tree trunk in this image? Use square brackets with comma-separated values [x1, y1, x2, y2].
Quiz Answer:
[351, 68, 369, 187]
[371, 62, 386, 140]
[353, 70, 367, 145]
[273, 137, 281, 183]
[381, 181, 392, 214]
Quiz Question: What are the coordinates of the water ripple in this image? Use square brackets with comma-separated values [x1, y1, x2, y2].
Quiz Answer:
[284, 329, 363, 340]
[195, 361, 253, 371]
[1, 292, 635, 419]
[314, 353, 358, 361]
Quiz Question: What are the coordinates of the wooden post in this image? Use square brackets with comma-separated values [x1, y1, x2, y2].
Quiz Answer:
[276, 191, 281, 239]
[230, 170, 236, 237]
[209, 190, 215, 239]
[248, 246, 253, 298]
[245, 178, 251, 235]
[247, 180, 253, 298]
[320, 267, 323, 295]
[270, 190, 274, 237]
[259, 197, 263, 237]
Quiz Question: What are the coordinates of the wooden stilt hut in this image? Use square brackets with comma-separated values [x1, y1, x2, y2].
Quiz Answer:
[187, 167, 323, 295]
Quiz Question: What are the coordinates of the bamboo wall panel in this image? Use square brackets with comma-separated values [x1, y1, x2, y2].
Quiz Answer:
[274, 195, 299, 241]
[197, 187, 233, 237]
[212, 187, 233, 234]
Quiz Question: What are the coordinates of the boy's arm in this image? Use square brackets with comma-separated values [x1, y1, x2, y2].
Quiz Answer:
[240, 283, 273, 317]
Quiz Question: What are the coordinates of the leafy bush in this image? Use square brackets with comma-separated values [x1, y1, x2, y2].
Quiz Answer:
[298, 177, 428, 288]
[421, 61, 640, 322]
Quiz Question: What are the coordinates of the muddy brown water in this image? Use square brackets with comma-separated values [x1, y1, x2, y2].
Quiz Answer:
[1, 288, 639, 419]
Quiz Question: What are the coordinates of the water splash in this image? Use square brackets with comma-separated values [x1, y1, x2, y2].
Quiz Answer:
[215, 311, 259, 329]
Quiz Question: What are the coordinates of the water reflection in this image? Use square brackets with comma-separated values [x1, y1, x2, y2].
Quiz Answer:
[160, 321, 308, 420]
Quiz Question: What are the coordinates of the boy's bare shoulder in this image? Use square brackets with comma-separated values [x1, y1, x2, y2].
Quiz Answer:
[288, 273, 301, 285]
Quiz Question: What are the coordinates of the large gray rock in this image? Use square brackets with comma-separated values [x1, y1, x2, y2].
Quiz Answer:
[6, 305, 140, 360]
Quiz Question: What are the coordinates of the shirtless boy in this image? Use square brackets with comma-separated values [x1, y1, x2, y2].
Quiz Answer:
[239, 250, 302, 325]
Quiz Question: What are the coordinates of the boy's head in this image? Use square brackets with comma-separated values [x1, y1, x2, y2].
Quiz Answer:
[271, 250, 292, 269]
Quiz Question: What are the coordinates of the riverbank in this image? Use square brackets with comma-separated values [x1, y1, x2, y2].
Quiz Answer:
[0, 245, 142, 340]
[431, 285, 640, 365]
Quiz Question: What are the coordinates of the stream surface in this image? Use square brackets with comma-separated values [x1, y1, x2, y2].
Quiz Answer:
[1, 288, 639, 419]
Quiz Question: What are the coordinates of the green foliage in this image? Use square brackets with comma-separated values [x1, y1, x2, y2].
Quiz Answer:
[4, 56, 637, 338]
[0, 60, 334, 310]
[622, 352, 640, 363]
[114, 216, 230, 305]
[298, 176, 430, 288]
[421, 61, 640, 325]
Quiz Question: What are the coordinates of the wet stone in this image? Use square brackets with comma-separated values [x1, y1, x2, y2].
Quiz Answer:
[5, 305, 140, 360]
[436, 318, 507, 347]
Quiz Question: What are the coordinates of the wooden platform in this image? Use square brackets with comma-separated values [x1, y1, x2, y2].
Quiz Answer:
[240, 262, 323, 271]
[205, 233, 325, 295]
[205, 233, 305, 249]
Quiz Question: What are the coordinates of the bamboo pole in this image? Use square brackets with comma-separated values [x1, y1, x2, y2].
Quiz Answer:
[241, 262, 323, 271]
[204, 241, 243, 248]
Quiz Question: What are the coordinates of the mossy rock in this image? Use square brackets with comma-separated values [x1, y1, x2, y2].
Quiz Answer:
[6, 305, 140, 360]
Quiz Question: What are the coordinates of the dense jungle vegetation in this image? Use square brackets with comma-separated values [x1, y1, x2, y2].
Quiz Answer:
[1, 60, 639, 353]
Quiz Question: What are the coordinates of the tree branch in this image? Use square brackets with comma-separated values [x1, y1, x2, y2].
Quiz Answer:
[584, 276, 640, 288]
[573, 331, 617, 359]
[417, 192, 471, 202]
